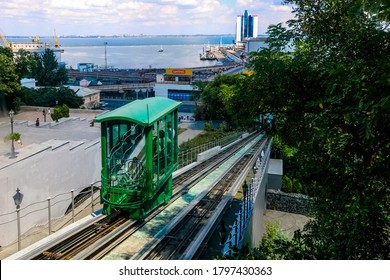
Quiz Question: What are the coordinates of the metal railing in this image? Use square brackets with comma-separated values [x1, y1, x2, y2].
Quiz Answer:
[177, 132, 241, 168]
[221, 138, 272, 256]
[0, 181, 101, 254]
[1, 133, 248, 256]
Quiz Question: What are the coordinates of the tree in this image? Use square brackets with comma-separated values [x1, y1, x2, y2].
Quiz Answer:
[0, 47, 21, 112]
[14, 49, 36, 79]
[31, 49, 67, 86]
[227, 0, 390, 259]
[19, 86, 83, 108]
[193, 74, 256, 129]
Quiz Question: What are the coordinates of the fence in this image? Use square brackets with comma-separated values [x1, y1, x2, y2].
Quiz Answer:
[1, 133, 244, 256]
[0, 181, 101, 254]
[221, 138, 272, 256]
[177, 132, 241, 168]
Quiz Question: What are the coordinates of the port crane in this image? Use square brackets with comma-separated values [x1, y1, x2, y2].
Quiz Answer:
[0, 29, 62, 54]
[0, 30, 10, 47]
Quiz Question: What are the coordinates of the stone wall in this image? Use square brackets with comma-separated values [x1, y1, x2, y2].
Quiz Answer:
[266, 189, 312, 216]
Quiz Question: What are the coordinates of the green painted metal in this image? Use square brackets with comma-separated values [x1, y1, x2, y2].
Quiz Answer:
[94, 97, 181, 126]
[145, 126, 153, 199]
[98, 97, 180, 220]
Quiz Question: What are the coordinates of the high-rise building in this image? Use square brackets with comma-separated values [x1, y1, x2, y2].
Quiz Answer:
[236, 10, 258, 43]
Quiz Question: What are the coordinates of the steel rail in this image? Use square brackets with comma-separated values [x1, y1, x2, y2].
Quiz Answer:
[142, 139, 265, 260]
[23, 132, 262, 260]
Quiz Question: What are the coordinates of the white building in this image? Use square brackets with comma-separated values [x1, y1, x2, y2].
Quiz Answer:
[244, 37, 268, 53]
[154, 69, 199, 114]
[67, 86, 101, 109]
[236, 10, 259, 44]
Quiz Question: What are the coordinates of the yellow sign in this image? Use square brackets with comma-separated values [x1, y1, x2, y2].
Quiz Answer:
[242, 70, 254, 76]
[166, 68, 193, 75]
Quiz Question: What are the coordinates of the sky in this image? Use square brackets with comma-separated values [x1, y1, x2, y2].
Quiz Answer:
[0, 0, 294, 36]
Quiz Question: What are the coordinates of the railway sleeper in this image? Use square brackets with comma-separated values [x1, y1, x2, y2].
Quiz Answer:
[42, 251, 63, 260]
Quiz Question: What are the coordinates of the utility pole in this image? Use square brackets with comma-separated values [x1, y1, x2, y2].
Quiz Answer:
[104, 42, 108, 69]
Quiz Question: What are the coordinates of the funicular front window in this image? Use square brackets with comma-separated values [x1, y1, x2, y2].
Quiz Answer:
[106, 121, 145, 187]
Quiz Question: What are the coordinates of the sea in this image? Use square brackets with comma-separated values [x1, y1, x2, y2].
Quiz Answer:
[9, 35, 236, 69]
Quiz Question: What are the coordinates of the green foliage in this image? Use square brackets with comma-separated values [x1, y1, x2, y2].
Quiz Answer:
[14, 49, 36, 79]
[0, 47, 21, 111]
[19, 87, 83, 108]
[360, 0, 390, 21]
[194, 74, 255, 129]
[51, 104, 69, 121]
[179, 130, 237, 152]
[4, 132, 21, 142]
[216, 223, 294, 260]
[282, 175, 306, 194]
[31, 49, 67, 86]
[237, 0, 390, 259]
[219, 121, 228, 132]
[204, 121, 214, 131]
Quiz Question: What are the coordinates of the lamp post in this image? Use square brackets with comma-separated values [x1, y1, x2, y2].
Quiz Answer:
[13, 188, 23, 251]
[9, 109, 17, 159]
[104, 42, 108, 69]
[55, 100, 59, 122]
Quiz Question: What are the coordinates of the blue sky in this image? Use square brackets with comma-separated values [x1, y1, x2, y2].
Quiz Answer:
[0, 0, 294, 36]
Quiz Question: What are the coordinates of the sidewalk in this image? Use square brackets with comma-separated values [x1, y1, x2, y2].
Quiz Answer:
[178, 120, 205, 145]
[264, 209, 310, 238]
[0, 110, 101, 156]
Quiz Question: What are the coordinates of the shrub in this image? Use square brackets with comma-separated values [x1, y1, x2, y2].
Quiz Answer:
[4, 132, 21, 142]
[51, 104, 69, 121]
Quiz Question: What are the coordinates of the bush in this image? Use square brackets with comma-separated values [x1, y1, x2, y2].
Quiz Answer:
[51, 104, 69, 121]
[204, 121, 214, 131]
[4, 132, 21, 142]
[282, 175, 307, 194]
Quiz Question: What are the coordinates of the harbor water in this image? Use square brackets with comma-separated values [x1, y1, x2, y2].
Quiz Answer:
[9, 35, 236, 69]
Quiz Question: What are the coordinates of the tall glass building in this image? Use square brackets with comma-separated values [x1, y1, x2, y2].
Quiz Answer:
[236, 10, 259, 43]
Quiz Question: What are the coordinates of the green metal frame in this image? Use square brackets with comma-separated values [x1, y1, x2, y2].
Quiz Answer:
[95, 97, 181, 219]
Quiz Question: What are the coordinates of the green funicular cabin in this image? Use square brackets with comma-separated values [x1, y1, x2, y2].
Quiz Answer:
[94, 97, 181, 219]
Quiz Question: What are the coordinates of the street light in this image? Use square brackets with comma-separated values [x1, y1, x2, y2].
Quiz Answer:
[104, 42, 108, 69]
[13, 188, 23, 251]
[9, 109, 17, 159]
[13, 188, 23, 209]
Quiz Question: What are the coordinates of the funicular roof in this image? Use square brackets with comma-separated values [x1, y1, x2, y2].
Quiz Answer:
[94, 97, 181, 126]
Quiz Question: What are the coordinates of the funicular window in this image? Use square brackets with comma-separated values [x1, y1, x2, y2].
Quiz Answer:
[105, 121, 145, 187]
[152, 112, 177, 184]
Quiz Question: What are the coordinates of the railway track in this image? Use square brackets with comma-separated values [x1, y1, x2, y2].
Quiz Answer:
[142, 139, 264, 260]
[25, 132, 263, 260]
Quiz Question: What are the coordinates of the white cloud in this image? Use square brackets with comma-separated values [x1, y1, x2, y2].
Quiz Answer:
[271, 5, 292, 12]
[0, 0, 294, 35]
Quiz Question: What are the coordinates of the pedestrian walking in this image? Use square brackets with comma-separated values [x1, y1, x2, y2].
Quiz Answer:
[42, 109, 46, 122]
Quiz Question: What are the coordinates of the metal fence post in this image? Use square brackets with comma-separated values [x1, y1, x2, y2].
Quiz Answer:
[48, 197, 52, 235]
[71, 189, 75, 223]
[16, 209, 21, 251]
[91, 183, 94, 213]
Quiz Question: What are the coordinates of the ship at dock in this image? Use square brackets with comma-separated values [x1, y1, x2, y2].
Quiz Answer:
[200, 43, 217, 60]
[0, 30, 64, 58]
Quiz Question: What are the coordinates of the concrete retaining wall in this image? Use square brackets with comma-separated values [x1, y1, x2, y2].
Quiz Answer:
[266, 189, 312, 216]
[0, 139, 101, 247]
[197, 146, 221, 162]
